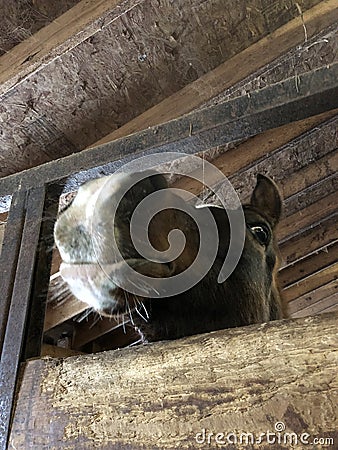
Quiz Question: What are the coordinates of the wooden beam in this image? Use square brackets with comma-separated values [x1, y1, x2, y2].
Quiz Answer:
[44, 296, 88, 332]
[280, 214, 337, 265]
[41, 344, 84, 358]
[11, 312, 338, 448]
[289, 280, 337, 313]
[0, 0, 127, 95]
[279, 150, 338, 201]
[279, 240, 338, 288]
[93, 0, 338, 146]
[283, 262, 338, 302]
[288, 280, 338, 317]
[72, 316, 126, 350]
[278, 189, 337, 241]
[172, 110, 338, 196]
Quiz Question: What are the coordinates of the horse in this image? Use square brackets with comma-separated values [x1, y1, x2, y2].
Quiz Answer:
[54, 171, 286, 342]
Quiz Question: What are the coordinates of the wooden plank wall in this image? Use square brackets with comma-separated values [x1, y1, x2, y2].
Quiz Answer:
[43, 111, 337, 352]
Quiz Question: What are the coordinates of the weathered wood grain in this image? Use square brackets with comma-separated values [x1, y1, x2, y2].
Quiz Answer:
[210, 116, 338, 206]
[280, 214, 337, 265]
[41, 344, 84, 358]
[10, 312, 338, 449]
[288, 280, 338, 316]
[279, 240, 338, 288]
[0, 0, 127, 92]
[288, 280, 338, 317]
[278, 190, 337, 242]
[44, 295, 88, 332]
[283, 262, 338, 302]
[172, 110, 338, 197]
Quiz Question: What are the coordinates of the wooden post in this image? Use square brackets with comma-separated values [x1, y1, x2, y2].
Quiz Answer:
[10, 312, 338, 449]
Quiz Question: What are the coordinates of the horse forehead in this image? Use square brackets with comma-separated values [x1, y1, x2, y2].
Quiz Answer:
[66, 173, 136, 221]
[76, 173, 133, 202]
[243, 206, 272, 226]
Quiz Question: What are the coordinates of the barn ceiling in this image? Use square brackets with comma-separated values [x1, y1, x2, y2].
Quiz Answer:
[0, 0, 332, 176]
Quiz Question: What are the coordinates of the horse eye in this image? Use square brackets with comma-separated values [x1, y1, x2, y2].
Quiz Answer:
[249, 224, 270, 246]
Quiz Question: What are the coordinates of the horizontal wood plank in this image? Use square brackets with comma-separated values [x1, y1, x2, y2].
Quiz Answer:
[280, 214, 337, 265]
[279, 240, 338, 288]
[288, 280, 338, 317]
[11, 312, 338, 448]
[292, 292, 338, 318]
[283, 262, 338, 302]
[278, 189, 338, 242]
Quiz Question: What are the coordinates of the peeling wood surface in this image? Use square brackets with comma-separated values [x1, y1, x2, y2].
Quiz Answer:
[10, 312, 338, 449]
[0, 0, 332, 177]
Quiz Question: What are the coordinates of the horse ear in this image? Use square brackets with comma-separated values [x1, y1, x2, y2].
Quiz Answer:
[250, 174, 282, 227]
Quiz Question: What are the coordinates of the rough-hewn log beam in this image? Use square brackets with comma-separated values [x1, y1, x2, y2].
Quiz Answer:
[11, 312, 338, 448]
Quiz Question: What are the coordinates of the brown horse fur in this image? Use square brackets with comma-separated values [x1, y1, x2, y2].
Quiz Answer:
[54, 172, 287, 342]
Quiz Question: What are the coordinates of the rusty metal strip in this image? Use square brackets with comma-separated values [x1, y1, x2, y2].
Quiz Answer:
[0, 63, 337, 212]
[0, 186, 45, 450]
[23, 184, 63, 360]
[0, 190, 26, 354]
